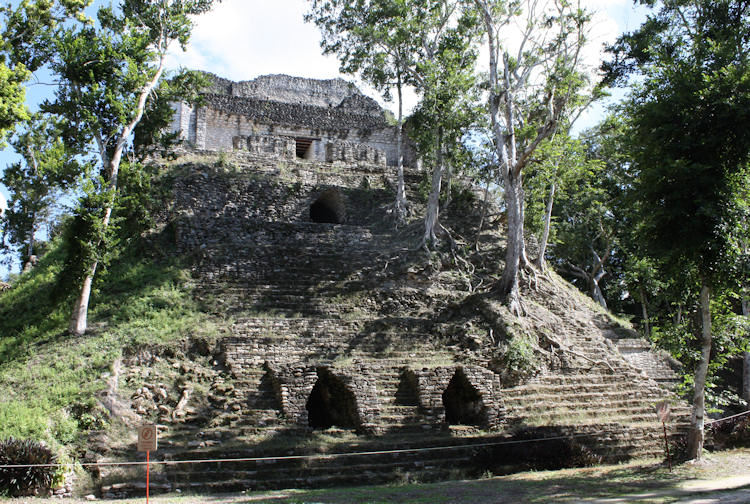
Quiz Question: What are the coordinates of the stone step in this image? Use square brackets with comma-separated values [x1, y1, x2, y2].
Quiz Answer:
[505, 408, 690, 426]
[502, 388, 677, 404]
[504, 401, 692, 418]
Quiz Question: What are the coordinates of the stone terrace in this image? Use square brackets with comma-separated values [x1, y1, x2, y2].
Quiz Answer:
[97, 153, 690, 497]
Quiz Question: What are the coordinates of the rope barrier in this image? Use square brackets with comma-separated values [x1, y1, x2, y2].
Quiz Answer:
[3, 410, 746, 470]
[0, 430, 608, 469]
[706, 409, 750, 426]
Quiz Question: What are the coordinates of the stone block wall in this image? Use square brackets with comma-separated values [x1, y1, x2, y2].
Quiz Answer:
[232, 134, 296, 159]
[418, 365, 505, 430]
[267, 364, 380, 431]
[602, 327, 681, 388]
[168, 73, 419, 166]
[325, 140, 387, 166]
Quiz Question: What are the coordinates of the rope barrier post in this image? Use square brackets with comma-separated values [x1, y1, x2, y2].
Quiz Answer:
[662, 420, 672, 472]
[146, 451, 150, 504]
[137, 425, 158, 504]
[655, 400, 672, 472]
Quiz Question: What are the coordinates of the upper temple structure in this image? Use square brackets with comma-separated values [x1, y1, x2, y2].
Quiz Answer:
[169, 73, 417, 167]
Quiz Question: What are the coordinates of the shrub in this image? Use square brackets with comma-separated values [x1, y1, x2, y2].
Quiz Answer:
[496, 335, 541, 386]
[0, 438, 58, 497]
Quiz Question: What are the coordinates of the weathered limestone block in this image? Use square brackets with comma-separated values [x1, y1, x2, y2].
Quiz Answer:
[326, 140, 386, 166]
[231, 134, 296, 159]
[417, 365, 504, 430]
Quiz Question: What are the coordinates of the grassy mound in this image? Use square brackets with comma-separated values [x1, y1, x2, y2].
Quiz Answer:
[0, 238, 220, 453]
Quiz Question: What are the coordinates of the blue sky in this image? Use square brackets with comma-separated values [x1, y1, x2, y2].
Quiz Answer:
[0, 0, 649, 274]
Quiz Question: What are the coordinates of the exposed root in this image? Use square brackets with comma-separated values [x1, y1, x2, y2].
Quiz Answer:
[541, 332, 616, 373]
[505, 288, 526, 317]
[521, 263, 540, 292]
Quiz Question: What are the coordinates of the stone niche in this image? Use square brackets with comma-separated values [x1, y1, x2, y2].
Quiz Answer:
[442, 369, 485, 426]
[306, 367, 361, 430]
[418, 365, 505, 430]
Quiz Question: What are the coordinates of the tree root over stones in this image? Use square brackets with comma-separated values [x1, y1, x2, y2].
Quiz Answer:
[538, 331, 616, 373]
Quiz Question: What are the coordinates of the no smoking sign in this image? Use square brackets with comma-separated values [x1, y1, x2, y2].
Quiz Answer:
[137, 424, 158, 452]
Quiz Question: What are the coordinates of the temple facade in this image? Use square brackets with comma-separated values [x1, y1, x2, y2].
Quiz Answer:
[169, 73, 417, 167]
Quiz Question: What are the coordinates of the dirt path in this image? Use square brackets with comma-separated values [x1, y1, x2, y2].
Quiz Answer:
[582, 474, 750, 504]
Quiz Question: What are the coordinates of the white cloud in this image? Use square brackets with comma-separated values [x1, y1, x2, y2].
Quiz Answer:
[165, 0, 645, 122]
[167, 0, 341, 81]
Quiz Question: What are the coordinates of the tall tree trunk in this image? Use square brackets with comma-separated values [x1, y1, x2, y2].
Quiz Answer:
[743, 351, 750, 410]
[535, 181, 556, 271]
[27, 226, 34, 260]
[687, 281, 712, 460]
[69, 261, 98, 335]
[499, 169, 524, 314]
[423, 127, 443, 246]
[23, 211, 36, 272]
[640, 286, 650, 339]
[69, 190, 115, 336]
[742, 292, 749, 409]
[68, 54, 166, 336]
[474, 179, 491, 249]
[443, 162, 453, 212]
[590, 275, 607, 309]
[395, 71, 407, 223]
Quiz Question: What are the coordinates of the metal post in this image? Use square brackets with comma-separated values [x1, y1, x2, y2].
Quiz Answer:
[662, 421, 672, 472]
[146, 450, 150, 504]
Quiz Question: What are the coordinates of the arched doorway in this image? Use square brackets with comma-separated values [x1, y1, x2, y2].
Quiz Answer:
[310, 188, 346, 224]
[395, 369, 419, 406]
[306, 368, 360, 430]
[442, 368, 485, 426]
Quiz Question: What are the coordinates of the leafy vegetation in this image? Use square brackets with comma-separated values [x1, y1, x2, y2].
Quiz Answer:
[0, 437, 58, 497]
[0, 227, 218, 452]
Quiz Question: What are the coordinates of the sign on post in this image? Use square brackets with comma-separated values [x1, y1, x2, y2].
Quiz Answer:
[655, 400, 671, 423]
[137, 424, 158, 452]
[654, 400, 672, 472]
[137, 425, 157, 504]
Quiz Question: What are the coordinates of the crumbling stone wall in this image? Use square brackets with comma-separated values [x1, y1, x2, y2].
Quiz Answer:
[418, 365, 505, 429]
[233, 134, 296, 159]
[204, 73, 367, 109]
[326, 139, 387, 166]
[170, 73, 417, 166]
[268, 363, 380, 432]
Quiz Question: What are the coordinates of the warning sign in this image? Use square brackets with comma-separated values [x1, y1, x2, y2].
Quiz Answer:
[137, 425, 158, 452]
[655, 400, 671, 423]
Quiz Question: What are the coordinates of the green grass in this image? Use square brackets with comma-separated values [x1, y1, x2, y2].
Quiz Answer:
[0, 238, 220, 452]
[6, 448, 750, 503]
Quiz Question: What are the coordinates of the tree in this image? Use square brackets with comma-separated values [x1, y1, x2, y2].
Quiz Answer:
[608, 0, 750, 459]
[404, 5, 479, 246]
[524, 132, 585, 273]
[306, 0, 418, 223]
[472, 0, 594, 314]
[25, 0, 220, 336]
[543, 146, 615, 308]
[307, 0, 479, 238]
[1, 114, 81, 268]
[0, 0, 92, 144]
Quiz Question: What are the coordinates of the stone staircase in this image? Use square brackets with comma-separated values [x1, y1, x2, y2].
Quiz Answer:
[96, 156, 690, 496]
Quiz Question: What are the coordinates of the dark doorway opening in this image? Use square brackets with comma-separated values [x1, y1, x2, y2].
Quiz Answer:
[295, 137, 314, 159]
[258, 366, 282, 411]
[310, 188, 346, 224]
[442, 369, 485, 426]
[306, 368, 360, 430]
[395, 369, 420, 406]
